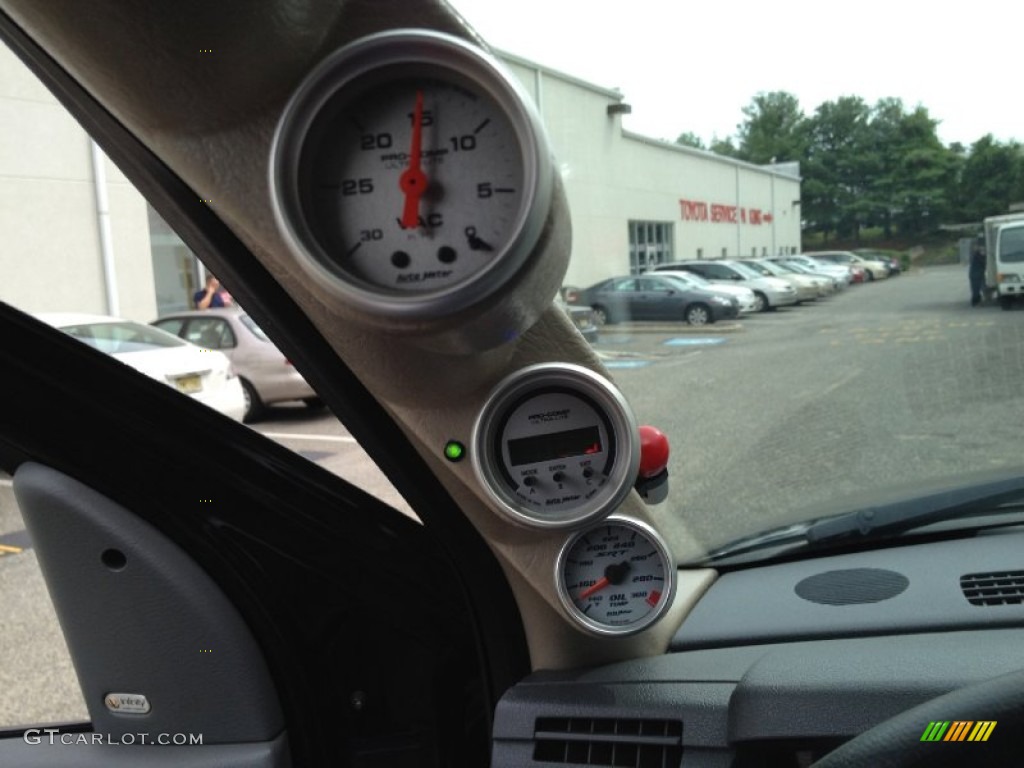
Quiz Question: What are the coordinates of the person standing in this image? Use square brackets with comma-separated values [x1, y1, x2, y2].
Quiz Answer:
[194, 274, 233, 309]
[969, 240, 987, 306]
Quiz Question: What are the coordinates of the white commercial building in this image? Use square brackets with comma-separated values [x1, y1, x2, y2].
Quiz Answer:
[1, 44, 800, 318]
[501, 52, 802, 290]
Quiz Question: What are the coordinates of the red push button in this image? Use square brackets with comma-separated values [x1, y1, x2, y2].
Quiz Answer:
[637, 425, 670, 479]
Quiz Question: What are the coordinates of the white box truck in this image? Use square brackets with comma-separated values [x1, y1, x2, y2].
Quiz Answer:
[983, 213, 1024, 308]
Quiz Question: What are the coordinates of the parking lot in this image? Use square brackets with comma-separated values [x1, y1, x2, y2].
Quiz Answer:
[2, 263, 1021, 725]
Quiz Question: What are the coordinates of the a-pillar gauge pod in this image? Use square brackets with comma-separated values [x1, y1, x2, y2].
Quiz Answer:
[270, 29, 563, 352]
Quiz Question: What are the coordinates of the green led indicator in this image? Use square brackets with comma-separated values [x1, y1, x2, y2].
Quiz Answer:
[444, 440, 465, 462]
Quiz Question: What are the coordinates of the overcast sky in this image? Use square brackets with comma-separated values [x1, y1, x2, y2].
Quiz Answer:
[451, 0, 1021, 149]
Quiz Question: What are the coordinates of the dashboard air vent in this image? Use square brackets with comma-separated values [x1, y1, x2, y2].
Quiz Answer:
[533, 717, 682, 767]
[961, 571, 1024, 605]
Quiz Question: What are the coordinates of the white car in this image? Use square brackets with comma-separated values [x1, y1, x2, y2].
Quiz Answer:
[36, 313, 246, 421]
[806, 250, 890, 280]
[775, 255, 853, 286]
[653, 269, 759, 313]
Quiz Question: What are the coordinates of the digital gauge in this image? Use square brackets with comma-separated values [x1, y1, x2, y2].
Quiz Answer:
[472, 363, 639, 528]
[556, 516, 676, 636]
[270, 29, 553, 319]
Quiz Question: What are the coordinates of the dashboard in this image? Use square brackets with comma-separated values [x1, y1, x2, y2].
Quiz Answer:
[494, 529, 1024, 765]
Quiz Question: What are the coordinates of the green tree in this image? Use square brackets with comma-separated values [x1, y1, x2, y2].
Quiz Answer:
[674, 131, 705, 150]
[959, 135, 1024, 220]
[802, 96, 873, 240]
[888, 106, 958, 234]
[708, 136, 740, 157]
[734, 91, 807, 164]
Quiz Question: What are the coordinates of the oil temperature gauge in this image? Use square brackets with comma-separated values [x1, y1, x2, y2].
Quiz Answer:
[556, 516, 676, 636]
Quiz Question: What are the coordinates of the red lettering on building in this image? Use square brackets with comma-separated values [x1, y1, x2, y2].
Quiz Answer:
[679, 199, 709, 221]
[679, 198, 773, 226]
[711, 204, 739, 223]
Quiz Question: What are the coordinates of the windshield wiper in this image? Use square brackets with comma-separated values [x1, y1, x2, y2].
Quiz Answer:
[700, 472, 1024, 564]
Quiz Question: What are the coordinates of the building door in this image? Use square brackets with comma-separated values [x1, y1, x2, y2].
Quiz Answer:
[148, 205, 203, 314]
[628, 221, 674, 274]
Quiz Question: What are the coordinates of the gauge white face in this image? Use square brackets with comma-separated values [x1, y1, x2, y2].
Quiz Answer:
[302, 73, 525, 292]
[472, 363, 640, 529]
[272, 31, 552, 320]
[557, 517, 675, 636]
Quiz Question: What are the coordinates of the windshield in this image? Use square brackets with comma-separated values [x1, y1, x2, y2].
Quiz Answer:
[239, 313, 271, 342]
[998, 227, 1024, 263]
[664, 271, 708, 288]
[59, 321, 186, 353]
[739, 261, 771, 276]
[450, 1, 1024, 561]
[728, 261, 764, 280]
[5, 0, 1023, 571]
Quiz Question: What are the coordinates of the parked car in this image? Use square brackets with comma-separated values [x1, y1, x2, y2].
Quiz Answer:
[570, 275, 739, 325]
[736, 259, 824, 300]
[652, 260, 798, 311]
[774, 255, 852, 287]
[855, 249, 903, 275]
[151, 308, 319, 422]
[36, 312, 245, 421]
[650, 269, 760, 313]
[555, 294, 599, 342]
[807, 250, 890, 280]
[774, 259, 840, 294]
[769, 259, 841, 292]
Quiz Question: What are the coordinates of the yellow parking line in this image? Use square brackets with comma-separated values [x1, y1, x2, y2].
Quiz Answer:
[0, 544, 23, 554]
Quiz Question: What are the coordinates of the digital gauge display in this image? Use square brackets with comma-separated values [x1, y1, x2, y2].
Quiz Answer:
[507, 426, 602, 466]
[472, 363, 639, 528]
[556, 516, 676, 636]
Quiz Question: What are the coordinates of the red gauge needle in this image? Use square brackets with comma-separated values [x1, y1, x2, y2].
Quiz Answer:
[399, 90, 427, 229]
[578, 577, 610, 600]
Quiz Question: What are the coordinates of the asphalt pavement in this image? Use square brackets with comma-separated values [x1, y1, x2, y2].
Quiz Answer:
[2, 263, 1021, 726]
[600, 266, 1024, 558]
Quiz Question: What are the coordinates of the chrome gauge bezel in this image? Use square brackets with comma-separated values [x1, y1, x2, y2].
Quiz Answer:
[471, 363, 640, 529]
[270, 29, 553, 319]
[555, 515, 676, 637]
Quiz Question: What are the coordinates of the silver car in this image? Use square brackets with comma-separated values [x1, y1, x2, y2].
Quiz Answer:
[653, 269, 759, 313]
[653, 260, 798, 312]
[775, 255, 853, 287]
[737, 259, 825, 300]
[152, 308, 319, 422]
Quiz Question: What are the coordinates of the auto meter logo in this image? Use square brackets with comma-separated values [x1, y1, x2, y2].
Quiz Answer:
[920, 720, 996, 742]
[528, 409, 570, 423]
